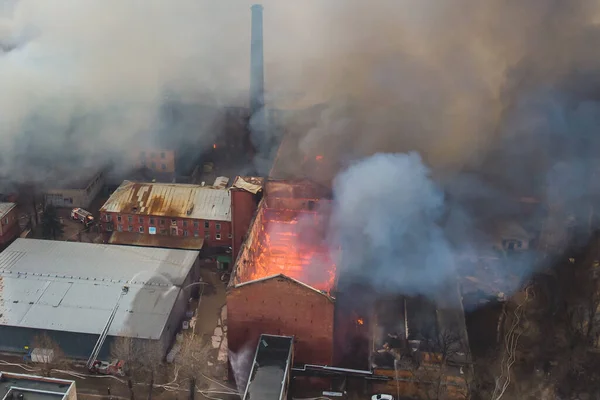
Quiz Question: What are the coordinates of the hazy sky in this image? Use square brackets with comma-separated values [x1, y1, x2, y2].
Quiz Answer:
[2, 0, 600, 185]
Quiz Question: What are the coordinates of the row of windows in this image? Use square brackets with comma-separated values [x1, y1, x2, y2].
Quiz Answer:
[105, 214, 222, 230]
[109, 223, 231, 240]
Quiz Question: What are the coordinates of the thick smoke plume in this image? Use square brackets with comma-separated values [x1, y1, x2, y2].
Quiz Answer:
[331, 152, 454, 296]
[260, 0, 600, 299]
[0, 0, 260, 188]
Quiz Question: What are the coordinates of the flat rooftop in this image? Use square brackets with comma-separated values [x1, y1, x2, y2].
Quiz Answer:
[0, 239, 199, 339]
[0, 372, 74, 400]
[100, 180, 231, 221]
[243, 335, 293, 400]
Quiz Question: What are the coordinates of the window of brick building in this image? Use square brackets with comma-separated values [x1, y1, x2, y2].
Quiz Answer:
[215, 223, 221, 231]
[139, 226, 144, 233]
[171, 219, 177, 226]
[128, 226, 133, 232]
[128, 216, 133, 223]
[160, 219, 165, 225]
[161, 164, 166, 170]
[216, 234, 221, 240]
[204, 231, 210, 239]
[204, 221, 209, 229]
[184, 231, 189, 237]
[228, 233, 232, 239]
[117, 224, 123, 232]
[105, 214, 112, 222]
[150, 218, 155, 225]
[138, 217, 144, 224]
[183, 220, 188, 228]
[194, 231, 199, 237]
[117, 215, 122, 222]
[171, 227, 178, 235]
[193, 221, 199, 228]
[160, 229, 167, 235]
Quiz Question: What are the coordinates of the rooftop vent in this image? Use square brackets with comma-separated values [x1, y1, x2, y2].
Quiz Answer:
[186, 205, 194, 216]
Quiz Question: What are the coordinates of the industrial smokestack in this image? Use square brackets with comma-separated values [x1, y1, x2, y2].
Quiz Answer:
[249, 4, 270, 173]
[249, 4, 265, 118]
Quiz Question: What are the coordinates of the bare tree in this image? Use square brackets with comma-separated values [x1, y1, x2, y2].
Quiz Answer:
[111, 335, 164, 399]
[406, 327, 468, 400]
[173, 334, 212, 400]
[30, 333, 67, 377]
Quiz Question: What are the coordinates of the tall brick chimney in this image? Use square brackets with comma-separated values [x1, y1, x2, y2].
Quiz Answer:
[250, 4, 265, 118]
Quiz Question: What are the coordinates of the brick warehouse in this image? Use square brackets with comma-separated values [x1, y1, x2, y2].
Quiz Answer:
[227, 180, 336, 367]
[100, 181, 233, 251]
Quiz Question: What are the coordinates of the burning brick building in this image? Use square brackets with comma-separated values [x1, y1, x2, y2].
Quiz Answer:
[227, 180, 336, 366]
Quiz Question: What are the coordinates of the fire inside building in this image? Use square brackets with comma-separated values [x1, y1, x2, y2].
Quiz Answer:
[228, 180, 336, 366]
[227, 177, 471, 398]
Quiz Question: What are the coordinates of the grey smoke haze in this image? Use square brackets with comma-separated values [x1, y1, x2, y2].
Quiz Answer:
[4, 0, 600, 185]
[331, 152, 455, 296]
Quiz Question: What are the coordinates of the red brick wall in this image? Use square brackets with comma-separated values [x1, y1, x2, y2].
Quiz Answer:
[0, 206, 19, 245]
[100, 212, 232, 247]
[230, 189, 258, 260]
[227, 276, 334, 366]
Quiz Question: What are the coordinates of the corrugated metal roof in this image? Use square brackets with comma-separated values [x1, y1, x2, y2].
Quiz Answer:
[109, 231, 205, 251]
[100, 181, 231, 221]
[232, 177, 263, 194]
[0, 239, 199, 339]
[0, 203, 16, 219]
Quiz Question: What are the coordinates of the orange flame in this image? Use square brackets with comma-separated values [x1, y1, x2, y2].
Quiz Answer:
[245, 209, 337, 294]
[357, 318, 364, 325]
[315, 155, 324, 161]
[213, 143, 217, 149]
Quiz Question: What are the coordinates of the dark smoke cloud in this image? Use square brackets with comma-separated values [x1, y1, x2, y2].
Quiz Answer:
[267, 0, 600, 298]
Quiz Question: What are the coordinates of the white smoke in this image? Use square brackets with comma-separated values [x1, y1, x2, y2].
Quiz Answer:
[330, 152, 457, 296]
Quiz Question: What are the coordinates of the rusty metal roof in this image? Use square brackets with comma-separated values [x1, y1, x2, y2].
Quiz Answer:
[109, 231, 205, 250]
[100, 181, 231, 221]
[0, 202, 16, 219]
[232, 176, 263, 194]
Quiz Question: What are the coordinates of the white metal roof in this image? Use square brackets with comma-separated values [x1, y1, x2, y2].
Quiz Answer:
[0, 239, 199, 339]
[100, 181, 231, 221]
[0, 203, 16, 219]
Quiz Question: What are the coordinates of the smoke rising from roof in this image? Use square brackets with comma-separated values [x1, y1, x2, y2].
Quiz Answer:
[331, 153, 456, 296]
[266, 0, 600, 298]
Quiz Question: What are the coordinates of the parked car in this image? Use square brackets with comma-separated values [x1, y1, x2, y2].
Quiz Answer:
[372, 395, 394, 400]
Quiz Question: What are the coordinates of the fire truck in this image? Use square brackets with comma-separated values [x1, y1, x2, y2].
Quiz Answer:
[71, 208, 94, 226]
